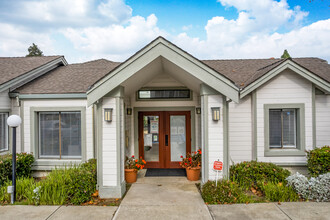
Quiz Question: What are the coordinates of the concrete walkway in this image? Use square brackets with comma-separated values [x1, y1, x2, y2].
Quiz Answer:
[1, 175, 329, 220]
[208, 202, 330, 220]
[0, 205, 117, 220]
[113, 176, 212, 220]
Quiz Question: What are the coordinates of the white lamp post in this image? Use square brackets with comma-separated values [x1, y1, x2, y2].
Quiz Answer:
[7, 115, 22, 204]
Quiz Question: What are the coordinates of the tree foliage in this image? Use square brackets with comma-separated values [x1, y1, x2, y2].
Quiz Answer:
[281, 49, 291, 59]
[26, 43, 44, 57]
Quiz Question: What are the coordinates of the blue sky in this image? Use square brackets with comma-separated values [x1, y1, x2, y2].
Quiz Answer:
[0, 0, 329, 63]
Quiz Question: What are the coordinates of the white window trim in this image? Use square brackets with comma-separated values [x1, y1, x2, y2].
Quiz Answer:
[264, 103, 306, 157]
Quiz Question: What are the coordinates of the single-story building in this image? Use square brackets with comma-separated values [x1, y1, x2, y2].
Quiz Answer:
[1, 37, 330, 198]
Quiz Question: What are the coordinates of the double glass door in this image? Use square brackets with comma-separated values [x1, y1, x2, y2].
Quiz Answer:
[138, 111, 191, 168]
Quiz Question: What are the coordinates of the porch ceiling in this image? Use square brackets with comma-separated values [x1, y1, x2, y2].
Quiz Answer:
[121, 56, 202, 96]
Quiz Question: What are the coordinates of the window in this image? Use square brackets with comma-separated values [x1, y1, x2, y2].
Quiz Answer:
[39, 112, 81, 159]
[137, 88, 191, 100]
[0, 113, 8, 151]
[269, 109, 296, 148]
[264, 104, 305, 157]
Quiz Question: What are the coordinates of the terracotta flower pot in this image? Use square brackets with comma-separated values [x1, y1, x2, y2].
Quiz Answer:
[125, 169, 137, 183]
[186, 167, 201, 181]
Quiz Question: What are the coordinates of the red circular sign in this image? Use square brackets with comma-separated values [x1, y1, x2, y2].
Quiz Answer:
[213, 161, 223, 171]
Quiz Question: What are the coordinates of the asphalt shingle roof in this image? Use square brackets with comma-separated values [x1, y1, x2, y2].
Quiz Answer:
[15, 59, 120, 94]
[12, 57, 330, 94]
[0, 56, 62, 86]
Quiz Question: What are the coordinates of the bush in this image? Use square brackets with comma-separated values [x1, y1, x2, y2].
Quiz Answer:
[0, 177, 36, 204]
[0, 159, 97, 205]
[230, 161, 290, 189]
[0, 153, 34, 186]
[67, 159, 97, 205]
[257, 181, 299, 202]
[306, 146, 330, 177]
[201, 180, 253, 204]
[287, 172, 330, 202]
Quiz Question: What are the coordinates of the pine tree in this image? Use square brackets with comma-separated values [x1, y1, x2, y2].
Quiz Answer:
[281, 49, 291, 59]
[26, 43, 44, 57]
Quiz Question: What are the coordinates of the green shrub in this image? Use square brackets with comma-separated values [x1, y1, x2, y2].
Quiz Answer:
[201, 180, 253, 204]
[230, 161, 290, 189]
[257, 181, 299, 202]
[67, 159, 97, 205]
[0, 159, 97, 205]
[0, 153, 34, 186]
[306, 146, 330, 177]
[0, 177, 36, 204]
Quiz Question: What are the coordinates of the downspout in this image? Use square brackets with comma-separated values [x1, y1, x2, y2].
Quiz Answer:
[92, 104, 96, 159]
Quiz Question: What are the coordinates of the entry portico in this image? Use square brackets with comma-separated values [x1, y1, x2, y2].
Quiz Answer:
[88, 37, 239, 197]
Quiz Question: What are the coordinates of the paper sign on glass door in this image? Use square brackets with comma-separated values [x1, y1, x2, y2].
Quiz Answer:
[150, 120, 158, 133]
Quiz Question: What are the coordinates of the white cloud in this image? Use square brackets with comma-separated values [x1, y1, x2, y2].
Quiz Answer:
[0, 23, 54, 57]
[63, 14, 166, 61]
[0, 0, 329, 63]
[173, 19, 330, 61]
[98, 0, 132, 23]
[1, 0, 132, 29]
[182, 24, 193, 31]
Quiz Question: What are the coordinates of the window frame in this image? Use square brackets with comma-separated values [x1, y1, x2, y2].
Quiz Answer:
[136, 87, 192, 101]
[0, 111, 9, 152]
[31, 107, 86, 167]
[264, 104, 306, 157]
[38, 111, 82, 160]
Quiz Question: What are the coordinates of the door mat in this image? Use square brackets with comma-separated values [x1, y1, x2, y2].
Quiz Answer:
[145, 168, 186, 177]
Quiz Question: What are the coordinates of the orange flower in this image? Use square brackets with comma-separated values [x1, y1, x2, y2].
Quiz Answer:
[142, 160, 146, 164]
[135, 159, 138, 162]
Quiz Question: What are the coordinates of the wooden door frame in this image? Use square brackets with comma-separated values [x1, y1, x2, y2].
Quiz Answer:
[138, 110, 191, 169]
[138, 111, 165, 168]
[165, 111, 191, 168]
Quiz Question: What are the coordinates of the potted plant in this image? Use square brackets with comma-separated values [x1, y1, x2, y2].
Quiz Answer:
[180, 149, 201, 181]
[125, 155, 146, 183]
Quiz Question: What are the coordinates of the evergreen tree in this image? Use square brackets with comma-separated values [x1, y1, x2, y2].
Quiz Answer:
[26, 43, 44, 57]
[281, 49, 291, 59]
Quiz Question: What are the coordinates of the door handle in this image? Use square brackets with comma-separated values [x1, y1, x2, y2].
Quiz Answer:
[165, 135, 168, 146]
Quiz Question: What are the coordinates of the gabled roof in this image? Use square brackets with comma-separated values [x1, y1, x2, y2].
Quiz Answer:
[203, 58, 330, 89]
[0, 56, 67, 92]
[86, 36, 240, 105]
[15, 59, 119, 94]
[7, 37, 330, 101]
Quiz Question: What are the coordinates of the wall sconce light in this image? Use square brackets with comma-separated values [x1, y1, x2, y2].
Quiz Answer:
[211, 107, 220, 121]
[127, 108, 132, 115]
[196, 107, 201, 114]
[104, 108, 113, 122]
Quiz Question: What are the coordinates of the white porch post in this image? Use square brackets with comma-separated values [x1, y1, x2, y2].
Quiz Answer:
[98, 86, 126, 198]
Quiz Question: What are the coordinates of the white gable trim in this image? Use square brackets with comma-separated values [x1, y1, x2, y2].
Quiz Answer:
[87, 37, 239, 106]
[240, 59, 330, 98]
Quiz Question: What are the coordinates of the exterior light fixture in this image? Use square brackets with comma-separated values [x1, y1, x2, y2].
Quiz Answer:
[7, 115, 22, 204]
[196, 107, 201, 114]
[211, 107, 220, 121]
[127, 108, 132, 115]
[104, 108, 113, 122]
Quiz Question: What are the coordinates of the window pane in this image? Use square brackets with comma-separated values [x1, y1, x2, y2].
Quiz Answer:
[138, 89, 190, 99]
[60, 112, 81, 158]
[39, 112, 60, 158]
[170, 115, 186, 162]
[282, 109, 296, 148]
[269, 110, 281, 148]
[143, 116, 159, 162]
[0, 113, 8, 151]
